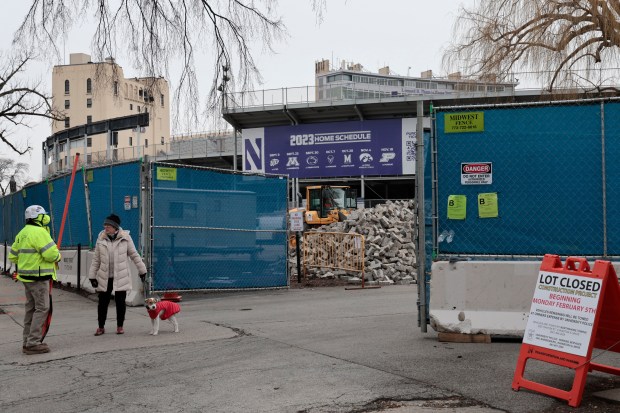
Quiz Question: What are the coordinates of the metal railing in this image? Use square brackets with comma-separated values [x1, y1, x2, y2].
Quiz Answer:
[45, 133, 239, 176]
[302, 232, 365, 280]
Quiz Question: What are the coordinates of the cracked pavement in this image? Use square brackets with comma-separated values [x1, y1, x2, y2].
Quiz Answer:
[1, 275, 619, 412]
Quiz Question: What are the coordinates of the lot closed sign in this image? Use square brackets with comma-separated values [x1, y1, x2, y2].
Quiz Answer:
[513, 255, 620, 408]
[523, 271, 601, 356]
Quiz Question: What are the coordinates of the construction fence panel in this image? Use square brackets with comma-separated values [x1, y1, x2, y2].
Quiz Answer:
[48, 170, 89, 247]
[604, 103, 620, 254]
[434, 101, 612, 258]
[150, 162, 288, 291]
[302, 232, 365, 279]
[0, 161, 142, 251]
[87, 162, 142, 249]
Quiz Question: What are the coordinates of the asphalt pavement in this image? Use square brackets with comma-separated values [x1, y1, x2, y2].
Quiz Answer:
[1, 274, 620, 413]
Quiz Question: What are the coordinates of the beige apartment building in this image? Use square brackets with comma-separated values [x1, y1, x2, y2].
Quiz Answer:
[45, 53, 170, 175]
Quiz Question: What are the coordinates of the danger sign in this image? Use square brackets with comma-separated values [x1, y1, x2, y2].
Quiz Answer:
[461, 162, 492, 185]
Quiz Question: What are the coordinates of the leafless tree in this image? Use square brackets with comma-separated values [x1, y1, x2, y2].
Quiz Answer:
[0, 53, 63, 155]
[0, 158, 29, 195]
[13, 0, 295, 130]
[444, 1, 620, 91]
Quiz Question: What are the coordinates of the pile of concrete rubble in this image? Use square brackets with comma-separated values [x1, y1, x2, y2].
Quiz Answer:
[290, 200, 418, 285]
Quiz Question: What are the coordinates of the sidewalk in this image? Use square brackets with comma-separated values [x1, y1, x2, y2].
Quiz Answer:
[2, 273, 620, 412]
[0, 274, 236, 362]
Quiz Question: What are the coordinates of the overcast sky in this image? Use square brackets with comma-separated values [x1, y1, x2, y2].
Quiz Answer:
[0, 0, 474, 181]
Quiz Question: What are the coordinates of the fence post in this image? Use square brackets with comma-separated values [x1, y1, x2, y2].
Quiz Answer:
[77, 244, 81, 291]
[416, 100, 427, 332]
[3, 241, 7, 274]
[296, 232, 301, 283]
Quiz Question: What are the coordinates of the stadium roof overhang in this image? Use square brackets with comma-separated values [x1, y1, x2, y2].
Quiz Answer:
[222, 89, 620, 130]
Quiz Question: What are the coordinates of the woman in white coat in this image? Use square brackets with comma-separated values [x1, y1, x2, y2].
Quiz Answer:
[88, 214, 146, 335]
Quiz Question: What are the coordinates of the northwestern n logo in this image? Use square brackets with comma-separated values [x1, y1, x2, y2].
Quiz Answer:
[242, 128, 264, 172]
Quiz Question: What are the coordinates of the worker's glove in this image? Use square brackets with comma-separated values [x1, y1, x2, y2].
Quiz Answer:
[90, 279, 98, 288]
[12, 272, 18, 282]
[139, 273, 147, 282]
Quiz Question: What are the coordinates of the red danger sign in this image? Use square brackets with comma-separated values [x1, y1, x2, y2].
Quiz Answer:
[462, 163, 492, 174]
[461, 162, 493, 185]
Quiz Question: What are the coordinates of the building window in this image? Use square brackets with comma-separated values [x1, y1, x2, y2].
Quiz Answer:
[87, 115, 92, 124]
[145, 139, 148, 148]
[87, 154, 92, 164]
[129, 136, 133, 146]
[64, 117, 70, 128]
[64, 80, 70, 95]
[58, 142, 65, 152]
[111, 131, 118, 146]
[86, 78, 92, 94]
[87, 98, 92, 108]
[113, 81, 119, 96]
[130, 103, 133, 110]
[139, 89, 143, 97]
[137, 105, 141, 112]
[160, 94, 164, 106]
[87, 137, 92, 148]
[64, 100, 70, 109]
[161, 136, 164, 145]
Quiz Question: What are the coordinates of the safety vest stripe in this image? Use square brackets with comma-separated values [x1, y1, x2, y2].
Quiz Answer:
[18, 248, 38, 254]
[40, 242, 56, 253]
[9, 248, 18, 255]
[19, 268, 55, 275]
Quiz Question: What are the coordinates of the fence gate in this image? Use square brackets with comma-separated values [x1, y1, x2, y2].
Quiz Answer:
[302, 232, 365, 280]
[146, 162, 289, 292]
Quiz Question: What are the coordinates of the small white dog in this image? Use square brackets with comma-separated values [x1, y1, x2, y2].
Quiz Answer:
[145, 297, 181, 335]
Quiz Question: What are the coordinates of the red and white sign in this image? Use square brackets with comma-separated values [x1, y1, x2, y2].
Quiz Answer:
[461, 162, 492, 185]
[523, 271, 602, 356]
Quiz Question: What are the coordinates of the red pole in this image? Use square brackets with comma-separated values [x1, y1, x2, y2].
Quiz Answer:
[57, 153, 80, 248]
[42, 152, 80, 342]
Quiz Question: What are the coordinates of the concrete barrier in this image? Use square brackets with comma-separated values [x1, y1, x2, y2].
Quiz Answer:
[429, 260, 541, 337]
[0, 246, 145, 307]
[430, 259, 620, 337]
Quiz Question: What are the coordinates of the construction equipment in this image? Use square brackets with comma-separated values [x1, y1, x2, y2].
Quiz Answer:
[291, 185, 357, 229]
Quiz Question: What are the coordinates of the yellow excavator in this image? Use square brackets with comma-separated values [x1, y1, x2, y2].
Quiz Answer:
[290, 185, 358, 229]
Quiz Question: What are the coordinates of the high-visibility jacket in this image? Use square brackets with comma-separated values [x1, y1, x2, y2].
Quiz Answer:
[9, 223, 60, 282]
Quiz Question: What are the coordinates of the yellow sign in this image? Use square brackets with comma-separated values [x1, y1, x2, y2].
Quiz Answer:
[86, 170, 94, 182]
[156, 167, 177, 181]
[444, 111, 485, 133]
[447, 195, 467, 220]
[478, 193, 498, 218]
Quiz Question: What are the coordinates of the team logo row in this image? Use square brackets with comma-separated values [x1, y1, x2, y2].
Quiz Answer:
[270, 152, 396, 168]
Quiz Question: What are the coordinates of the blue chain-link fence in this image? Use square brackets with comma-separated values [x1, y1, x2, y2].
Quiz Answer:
[1, 160, 289, 291]
[433, 99, 620, 259]
[0, 161, 143, 249]
[149, 162, 289, 291]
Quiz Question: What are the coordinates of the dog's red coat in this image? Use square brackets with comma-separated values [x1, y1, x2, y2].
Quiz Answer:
[147, 301, 181, 320]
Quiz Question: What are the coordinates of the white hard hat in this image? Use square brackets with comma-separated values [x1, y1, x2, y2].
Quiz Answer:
[25, 205, 47, 220]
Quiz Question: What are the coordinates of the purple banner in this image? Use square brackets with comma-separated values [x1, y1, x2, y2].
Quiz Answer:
[243, 119, 416, 179]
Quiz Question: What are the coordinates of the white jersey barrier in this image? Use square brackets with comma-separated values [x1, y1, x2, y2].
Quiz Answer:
[1, 247, 145, 307]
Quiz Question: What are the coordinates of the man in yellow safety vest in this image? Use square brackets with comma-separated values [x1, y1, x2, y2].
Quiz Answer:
[9, 205, 61, 355]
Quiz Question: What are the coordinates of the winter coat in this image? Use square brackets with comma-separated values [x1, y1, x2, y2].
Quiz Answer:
[147, 301, 181, 320]
[9, 223, 61, 282]
[88, 228, 146, 292]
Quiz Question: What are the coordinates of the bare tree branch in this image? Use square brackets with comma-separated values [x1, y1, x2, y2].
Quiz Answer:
[0, 52, 64, 155]
[14, 0, 288, 131]
[444, 0, 620, 91]
[0, 158, 29, 196]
